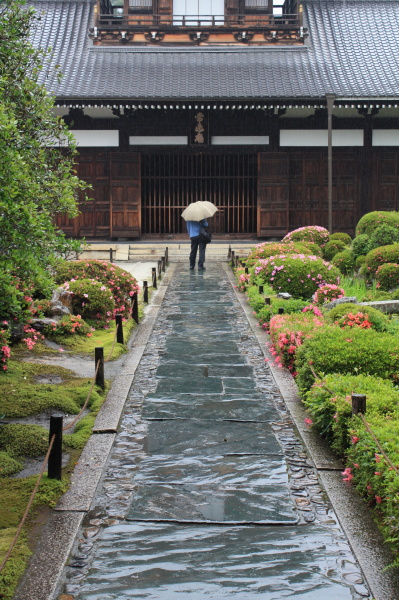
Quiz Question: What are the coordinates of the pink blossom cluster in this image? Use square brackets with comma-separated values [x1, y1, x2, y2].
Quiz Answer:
[22, 325, 44, 350]
[313, 284, 345, 305]
[282, 225, 329, 246]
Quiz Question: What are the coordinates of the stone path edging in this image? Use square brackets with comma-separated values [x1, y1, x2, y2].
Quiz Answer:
[13, 265, 176, 600]
[223, 262, 399, 600]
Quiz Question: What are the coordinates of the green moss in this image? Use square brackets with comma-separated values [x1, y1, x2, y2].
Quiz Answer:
[0, 424, 49, 459]
[0, 529, 31, 600]
[0, 452, 22, 477]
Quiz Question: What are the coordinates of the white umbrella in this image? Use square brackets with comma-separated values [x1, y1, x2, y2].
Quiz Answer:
[181, 201, 218, 222]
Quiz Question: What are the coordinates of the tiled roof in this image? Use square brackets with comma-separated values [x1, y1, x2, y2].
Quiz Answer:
[29, 0, 399, 101]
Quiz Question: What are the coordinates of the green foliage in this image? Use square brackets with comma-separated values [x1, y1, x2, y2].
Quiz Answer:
[331, 249, 356, 275]
[0, 0, 87, 323]
[66, 278, 115, 327]
[254, 254, 340, 300]
[329, 232, 352, 244]
[295, 325, 399, 394]
[43, 314, 93, 338]
[54, 260, 140, 318]
[351, 234, 370, 258]
[355, 254, 367, 269]
[364, 244, 399, 279]
[303, 373, 399, 456]
[375, 263, 399, 291]
[246, 241, 321, 266]
[0, 424, 49, 459]
[326, 302, 392, 332]
[369, 224, 399, 251]
[356, 211, 399, 236]
[323, 240, 347, 261]
[0, 452, 22, 477]
[282, 226, 330, 246]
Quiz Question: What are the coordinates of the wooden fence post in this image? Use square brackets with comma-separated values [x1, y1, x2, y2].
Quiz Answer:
[152, 267, 157, 289]
[95, 347, 105, 390]
[352, 394, 367, 415]
[131, 292, 139, 324]
[48, 415, 63, 480]
[143, 281, 149, 304]
[115, 314, 124, 344]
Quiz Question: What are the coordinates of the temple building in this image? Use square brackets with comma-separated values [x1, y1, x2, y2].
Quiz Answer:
[30, 0, 399, 239]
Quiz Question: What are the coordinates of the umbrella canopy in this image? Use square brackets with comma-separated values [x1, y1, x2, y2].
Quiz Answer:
[181, 201, 218, 222]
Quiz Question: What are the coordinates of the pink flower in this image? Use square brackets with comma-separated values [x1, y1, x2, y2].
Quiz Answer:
[58, 348, 64, 352]
[351, 436, 360, 444]
[342, 467, 353, 482]
[304, 417, 313, 425]
[375, 495, 382, 504]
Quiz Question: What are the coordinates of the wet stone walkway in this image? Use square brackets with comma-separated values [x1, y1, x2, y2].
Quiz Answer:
[61, 263, 370, 599]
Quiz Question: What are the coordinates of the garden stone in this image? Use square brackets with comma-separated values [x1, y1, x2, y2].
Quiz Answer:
[49, 287, 72, 316]
[324, 296, 358, 310]
[30, 317, 58, 332]
[277, 292, 292, 299]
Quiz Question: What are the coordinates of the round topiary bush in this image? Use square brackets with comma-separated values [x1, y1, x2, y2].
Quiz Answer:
[326, 302, 391, 332]
[355, 255, 367, 270]
[364, 243, 399, 278]
[323, 240, 347, 261]
[313, 284, 345, 305]
[282, 226, 329, 247]
[54, 260, 140, 319]
[331, 249, 356, 275]
[368, 223, 399, 252]
[64, 279, 115, 327]
[254, 254, 340, 300]
[246, 241, 322, 266]
[351, 234, 370, 258]
[329, 232, 352, 245]
[0, 424, 49, 458]
[375, 262, 399, 291]
[356, 211, 399, 236]
[295, 325, 399, 394]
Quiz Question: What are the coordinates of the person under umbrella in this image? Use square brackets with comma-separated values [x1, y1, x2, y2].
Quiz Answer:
[181, 201, 218, 272]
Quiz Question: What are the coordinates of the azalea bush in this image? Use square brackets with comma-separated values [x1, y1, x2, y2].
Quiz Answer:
[235, 267, 251, 292]
[331, 249, 356, 275]
[246, 241, 321, 266]
[330, 232, 352, 245]
[323, 240, 347, 261]
[44, 315, 93, 339]
[375, 262, 399, 291]
[364, 244, 399, 279]
[268, 310, 325, 374]
[64, 279, 115, 327]
[282, 226, 329, 247]
[254, 254, 340, 300]
[356, 211, 399, 236]
[295, 326, 399, 394]
[1, 326, 11, 372]
[352, 234, 371, 259]
[313, 283, 345, 305]
[54, 260, 140, 319]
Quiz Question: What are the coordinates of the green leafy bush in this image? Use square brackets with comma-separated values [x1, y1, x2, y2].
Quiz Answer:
[254, 254, 340, 300]
[313, 284, 345, 305]
[351, 234, 370, 258]
[356, 211, 399, 236]
[43, 314, 93, 339]
[0, 451, 22, 477]
[246, 241, 321, 266]
[0, 424, 49, 458]
[235, 267, 252, 291]
[355, 255, 367, 269]
[326, 302, 391, 332]
[375, 263, 399, 291]
[282, 226, 330, 247]
[303, 373, 399, 456]
[255, 298, 309, 328]
[295, 325, 399, 393]
[0, 327, 11, 372]
[54, 260, 139, 319]
[369, 224, 399, 251]
[331, 249, 356, 275]
[364, 244, 399, 279]
[323, 240, 347, 261]
[330, 232, 352, 245]
[64, 279, 115, 327]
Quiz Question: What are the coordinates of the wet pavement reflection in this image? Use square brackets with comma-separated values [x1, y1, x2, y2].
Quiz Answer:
[61, 264, 370, 599]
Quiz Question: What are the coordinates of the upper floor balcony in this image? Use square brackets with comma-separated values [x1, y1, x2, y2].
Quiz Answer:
[91, 0, 306, 45]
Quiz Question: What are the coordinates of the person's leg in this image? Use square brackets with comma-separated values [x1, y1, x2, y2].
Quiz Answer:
[189, 236, 199, 269]
[198, 241, 206, 269]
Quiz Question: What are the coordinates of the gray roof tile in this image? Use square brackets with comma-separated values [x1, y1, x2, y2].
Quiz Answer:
[29, 0, 399, 101]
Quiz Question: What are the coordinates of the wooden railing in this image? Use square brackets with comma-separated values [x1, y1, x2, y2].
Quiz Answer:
[97, 13, 301, 29]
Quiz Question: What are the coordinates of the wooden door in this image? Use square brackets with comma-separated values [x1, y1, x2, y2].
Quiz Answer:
[110, 153, 141, 238]
[77, 153, 110, 238]
[257, 152, 289, 237]
[372, 151, 399, 212]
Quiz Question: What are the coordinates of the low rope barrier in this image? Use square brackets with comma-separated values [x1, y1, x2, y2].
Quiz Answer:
[359, 414, 399, 476]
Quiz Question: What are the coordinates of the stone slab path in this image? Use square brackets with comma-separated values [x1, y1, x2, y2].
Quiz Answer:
[59, 263, 370, 599]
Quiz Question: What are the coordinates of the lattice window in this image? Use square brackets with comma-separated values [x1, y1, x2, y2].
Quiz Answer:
[129, 0, 153, 12]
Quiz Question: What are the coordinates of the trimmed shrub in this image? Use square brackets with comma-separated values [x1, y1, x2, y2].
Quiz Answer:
[282, 226, 329, 247]
[235, 267, 251, 292]
[356, 211, 399, 236]
[246, 241, 321, 266]
[364, 244, 399, 278]
[295, 325, 399, 394]
[323, 240, 347, 261]
[352, 234, 370, 258]
[375, 262, 399, 291]
[303, 373, 399, 456]
[254, 254, 340, 300]
[64, 279, 115, 327]
[255, 298, 310, 328]
[268, 310, 325, 374]
[44, 314, 93, 339]
[313, 284, 345, 305]
[355, 255, 366, 269]
[0, 424, 49, 458]
[331, 249, 356, 275]
[369, 224, 399, 251]
[326, 302, 391, 332]
[54, 260, 140, 319]
[329, 232, 352, 245]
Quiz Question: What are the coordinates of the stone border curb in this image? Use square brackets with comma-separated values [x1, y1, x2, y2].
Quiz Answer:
[14, 264, 176, 600]
[223, 263, 399, 600]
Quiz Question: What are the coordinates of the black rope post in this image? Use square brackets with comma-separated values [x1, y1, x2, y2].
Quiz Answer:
[158, 259, 162, 279]
[352, 394, 367, 415]
[245, 267, 249, 275]
[131, 292, 139, 324]
[228, 245, 231, 259]
[161, 256, 166, 273]
[109, 248, 113, 263]
[48, 415, 63, 480]
[95, 347, 105, 390]
[152, 267, 157, 289]
[235, 255, 240, 269]
[265, 297, 271, 305]
[115, 314, 124, 344]
[143, 280, 149, 304]
[165, 247, 169, 264]
[259, 285, 264, 295]
[278, 307, 285, 314]
[231, 250, 235, 267]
